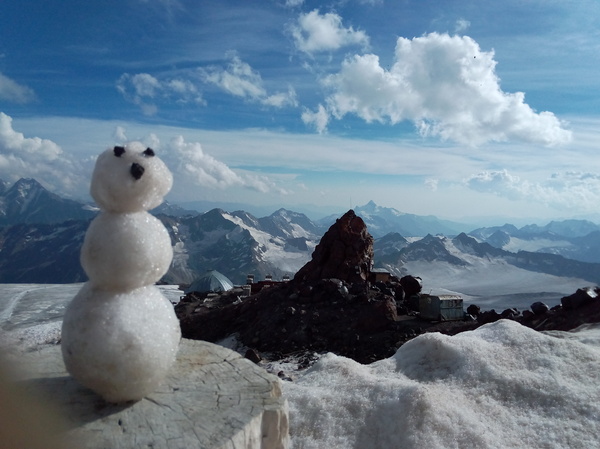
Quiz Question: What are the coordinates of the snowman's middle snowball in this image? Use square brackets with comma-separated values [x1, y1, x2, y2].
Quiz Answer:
[81, 211, 173, 291]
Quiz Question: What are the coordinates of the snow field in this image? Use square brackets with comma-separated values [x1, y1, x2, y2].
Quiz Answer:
[284, 320, 600, 449]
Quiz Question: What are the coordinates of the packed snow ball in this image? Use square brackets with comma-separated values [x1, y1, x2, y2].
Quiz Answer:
[90, 142, 173, 213]
[81, 211, 173, 291]
[61, 284, 181, 403]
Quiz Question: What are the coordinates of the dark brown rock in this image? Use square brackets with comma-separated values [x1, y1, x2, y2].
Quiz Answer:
[531, 301, 549, 315]
[466, 304, 481, 316]
[294, 210, 373, 284]
[244, 348, 262, 364]
[561, 287, 600, 310]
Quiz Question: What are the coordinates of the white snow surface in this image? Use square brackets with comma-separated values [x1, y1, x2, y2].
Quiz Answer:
[2, 285, 600, 448]
[284, 320, 600, 449]
[501, 236, 573, 253]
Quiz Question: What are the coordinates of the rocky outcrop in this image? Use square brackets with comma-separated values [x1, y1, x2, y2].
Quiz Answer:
[177, 279, 403, 364]
[294, 210, 373, 284]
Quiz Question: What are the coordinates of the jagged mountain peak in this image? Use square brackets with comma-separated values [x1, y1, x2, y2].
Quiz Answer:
[259, 208, 319, 239]
[0, 177, 94, 225]
[355, 200, 404, 217]
[6, 178, 46, 200]
[452, 232, 505, 258]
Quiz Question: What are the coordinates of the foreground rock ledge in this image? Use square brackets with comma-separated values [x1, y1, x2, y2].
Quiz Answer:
[10, 339, 289, 449]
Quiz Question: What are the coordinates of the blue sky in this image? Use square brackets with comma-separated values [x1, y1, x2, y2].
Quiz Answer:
[1, 0, 600, 223]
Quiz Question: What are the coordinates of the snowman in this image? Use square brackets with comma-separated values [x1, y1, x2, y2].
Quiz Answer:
[61, 142, 181, 403]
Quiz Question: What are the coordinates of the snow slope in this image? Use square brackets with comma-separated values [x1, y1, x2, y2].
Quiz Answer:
[1, 285, 600, 449]
[284, 320, 600, 449]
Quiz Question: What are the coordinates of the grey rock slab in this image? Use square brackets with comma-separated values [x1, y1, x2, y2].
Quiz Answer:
[8, 338, 289, 449]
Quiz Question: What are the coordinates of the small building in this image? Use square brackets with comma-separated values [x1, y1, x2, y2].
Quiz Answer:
[185, 270, 234, 294]
[419, 294, 464, 321]
[369, 268, 391, 283]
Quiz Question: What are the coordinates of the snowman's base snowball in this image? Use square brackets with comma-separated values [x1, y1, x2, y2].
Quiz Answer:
[61, 283, 181, 403]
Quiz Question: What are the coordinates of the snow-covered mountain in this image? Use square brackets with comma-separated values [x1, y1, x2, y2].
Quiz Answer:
[162, 208, 320, 285]
[351, 200, 469, 238]
[0, 178, 95, 225]
[0, 220, 89, 283]
[374, 232, 598, 309]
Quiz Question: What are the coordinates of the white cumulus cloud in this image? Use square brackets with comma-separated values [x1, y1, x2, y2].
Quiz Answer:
[290, 9, 370, 55]
[200, 54, 297, 108]
[465, 169, 600, 212]
[317, 32, 571, 146]
[0, 72, 36, 104]
[165, 135, 288, 195]
[0, 112, 84, 193]
[168, 135, 245, 190]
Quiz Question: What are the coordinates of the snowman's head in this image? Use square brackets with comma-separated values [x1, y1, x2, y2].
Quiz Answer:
[90, 142, 173, 212]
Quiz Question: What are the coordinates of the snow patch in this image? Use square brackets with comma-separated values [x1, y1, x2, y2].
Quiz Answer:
[284, 320, 600, 449]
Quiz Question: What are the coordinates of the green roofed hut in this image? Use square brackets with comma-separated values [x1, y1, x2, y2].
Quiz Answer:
[185, 270, 234, 294]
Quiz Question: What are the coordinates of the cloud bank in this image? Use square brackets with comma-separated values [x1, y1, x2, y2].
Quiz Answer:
[0, 113, 83, 193]
[0, 113, 289, 202]
[465, 169, 600, 212]
[114, 128, 288, 196]
[304, 33, 571, 146]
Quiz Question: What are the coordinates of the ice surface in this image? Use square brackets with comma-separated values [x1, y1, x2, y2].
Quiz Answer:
[90, 142, 173, 213]
[81, 211, 173, 291]
[284, 320, 600, 449]
[61, 283, 181, 403]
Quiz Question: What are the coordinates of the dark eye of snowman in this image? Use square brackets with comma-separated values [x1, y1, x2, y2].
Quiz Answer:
[113, 146, 126, 157]
[130, 163, 145, 180]
[143, 148, 155, 157]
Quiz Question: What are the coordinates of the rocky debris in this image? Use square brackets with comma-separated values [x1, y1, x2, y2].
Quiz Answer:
[179, 210, 408, 363]
[294, 210, 373, 284]
[177, 279, 404, 364]
[177, 280, 600, 365]
[517, 287, 600, 331]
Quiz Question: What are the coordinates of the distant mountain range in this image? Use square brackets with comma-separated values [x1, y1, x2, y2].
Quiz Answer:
[1, 177, 600, 289]
[469, 221, 600, 263]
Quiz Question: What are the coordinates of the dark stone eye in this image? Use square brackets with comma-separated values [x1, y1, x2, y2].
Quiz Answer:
[130, 163, 145, 180]
[143, 148, 155, 157]
[113, 146, 125, 157]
